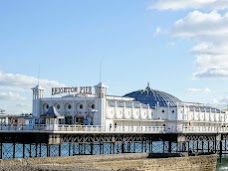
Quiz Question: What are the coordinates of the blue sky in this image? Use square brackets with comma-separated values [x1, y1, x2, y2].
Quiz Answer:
[1, 0, 228, 114]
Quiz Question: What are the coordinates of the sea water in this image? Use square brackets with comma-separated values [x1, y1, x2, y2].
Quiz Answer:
[217, 157, 228, 171]
[0, 142, 226, 170]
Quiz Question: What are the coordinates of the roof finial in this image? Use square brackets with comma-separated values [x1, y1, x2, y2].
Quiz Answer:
[145, 82, 150, 91]
[147, 82, 150, 88]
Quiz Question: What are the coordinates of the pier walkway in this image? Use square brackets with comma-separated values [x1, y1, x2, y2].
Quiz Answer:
[0, 124, 227, 160]
[0, 124, 227, 134]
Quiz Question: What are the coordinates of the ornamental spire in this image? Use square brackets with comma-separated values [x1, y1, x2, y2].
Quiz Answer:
[146, 82, 151, 91]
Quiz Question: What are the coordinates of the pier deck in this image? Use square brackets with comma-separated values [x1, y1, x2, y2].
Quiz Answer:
[0, 124, 226, 161]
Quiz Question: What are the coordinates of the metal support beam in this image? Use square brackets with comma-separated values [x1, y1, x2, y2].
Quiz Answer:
[22, 143, 25, 158]
[168, 141, 172, 153]
[0, 142, 2, 159]
[59, 143, 61, 157]
[47, 145, 50, 157]
[13, 142, 15, 158]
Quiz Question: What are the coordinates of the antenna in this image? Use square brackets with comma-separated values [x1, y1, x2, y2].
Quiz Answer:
[38, 65, 40, 85]
[99, 59, 103, 83]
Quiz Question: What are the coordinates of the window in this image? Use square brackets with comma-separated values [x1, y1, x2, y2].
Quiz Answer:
[172, 110, 175, 113]
[57, 104, 60, 109]
[68, 104, 72, 109]
[91, 104, 95, 109]
[162, 110, 165, 113]
[80, 104, 83, 109]
[46, 104, 49, 109]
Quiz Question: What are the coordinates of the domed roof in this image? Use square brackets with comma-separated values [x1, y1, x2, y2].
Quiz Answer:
[124, 84, 182, 107]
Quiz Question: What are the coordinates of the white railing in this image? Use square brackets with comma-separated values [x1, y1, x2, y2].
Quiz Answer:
[0, 124, 228, 134]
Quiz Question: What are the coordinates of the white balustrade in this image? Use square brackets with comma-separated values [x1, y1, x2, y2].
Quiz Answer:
[0, 124, 228, 134]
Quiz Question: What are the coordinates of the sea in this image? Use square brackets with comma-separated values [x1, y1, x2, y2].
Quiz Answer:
[217, 157, 228, 171]
[0, 142, 227, 170]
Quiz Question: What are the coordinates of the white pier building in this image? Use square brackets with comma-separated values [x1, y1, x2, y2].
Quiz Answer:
[30, 82, 228, 133]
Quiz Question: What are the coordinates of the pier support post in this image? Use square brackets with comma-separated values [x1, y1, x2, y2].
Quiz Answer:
[22, 143, 25, 158]
[220, 140, 222, 163]
[47, 144, 50, 157]
[225, 139, 227, 154]
[100, 143, 102, 154]
[83, 143, 85, 155]
[168, 141, 172, 153]
[182, 142, 186, 152]
[122, 141, 125, 153]
[69, 143, 71, 156]
[202, 141, 204, 152]
[187, 141, 190, 152]
[59, 143, 61, 156]
[40, 143, 42, 157]
[79, 143, 81, 155]
[90, 143, 93, 155]
[214, 140, 217, 153]
[197, 141, 199, 152]
[151, 141, 153, 153]
[163, 141, 165, 153]
[0, 142, 2, 159]
[13, 142, 15, 158]
[127, 142, 131, 153]
[29, 143, 32, 158]
[35, 143, 38, 157]
[113, 142, 115, 154]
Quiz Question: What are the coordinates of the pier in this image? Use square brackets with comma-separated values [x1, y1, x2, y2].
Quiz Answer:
[0, 124, 226, 160]
[0, 82, 227, 161]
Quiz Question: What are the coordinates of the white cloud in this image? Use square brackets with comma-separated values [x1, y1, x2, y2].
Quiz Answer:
[0, 71, 66, 114]
[148, 0, 228, 11]
[0, 92, 26, 101]
[191, 42, 228, 55]
[0, 71, 65, 89]
[192, 54, 228, 78]
[168, 42, 175, 46]
[149, 1, 228, 79]
[169, 10, 228, 79]
[207, 97, 228, 108]
[172, 11, 228, 38]
[187, 88, 211, 93]
[155, 27, 161, 34]
[154, 26, 168, 36]
[16, 103, 29, 108]
[193, 68, 228, 78]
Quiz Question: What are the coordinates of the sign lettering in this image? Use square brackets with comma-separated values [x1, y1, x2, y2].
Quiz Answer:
[52, 86, 92, 95]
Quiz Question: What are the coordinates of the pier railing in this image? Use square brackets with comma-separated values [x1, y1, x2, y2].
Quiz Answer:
[0, 124, 228, 134]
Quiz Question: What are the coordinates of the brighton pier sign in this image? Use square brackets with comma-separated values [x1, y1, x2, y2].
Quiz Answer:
[52, 86, 92, 95]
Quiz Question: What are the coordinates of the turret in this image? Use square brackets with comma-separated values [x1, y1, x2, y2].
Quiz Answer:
[32, 85, 44, 118]
[94, 82, 107, 98]
[94, 82, 108, 126]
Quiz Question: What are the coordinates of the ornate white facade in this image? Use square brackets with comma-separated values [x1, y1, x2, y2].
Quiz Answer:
[32, 82, 228, 131]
